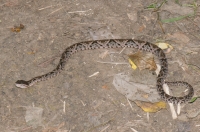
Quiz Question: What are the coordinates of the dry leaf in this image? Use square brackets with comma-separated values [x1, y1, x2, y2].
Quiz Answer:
[169, 32, 190, 44]
[113, 73, 160, 103]
[155, 42, 173, 50]
[155, 42, 173, 53]
[128, 59, 137, 70]
[128, 52, 157, 71]
[102, 85, 109, 89]
[134, 100, 166, 112]
[11, 24, 24, 32]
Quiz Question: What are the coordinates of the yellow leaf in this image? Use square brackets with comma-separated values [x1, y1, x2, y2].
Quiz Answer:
[134, 101, 166, 113]
[155, 42, 173, 50]
[155, 101, 166, 108]
[128, 59, 137, 69]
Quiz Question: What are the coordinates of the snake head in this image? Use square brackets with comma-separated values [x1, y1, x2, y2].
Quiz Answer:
[15, 80, 29, 88]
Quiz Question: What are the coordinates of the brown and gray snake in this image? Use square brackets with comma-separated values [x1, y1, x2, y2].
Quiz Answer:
[15, 39, 194, 104]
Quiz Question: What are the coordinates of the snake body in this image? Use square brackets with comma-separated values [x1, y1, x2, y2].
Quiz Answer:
[15, 39, 194, 104]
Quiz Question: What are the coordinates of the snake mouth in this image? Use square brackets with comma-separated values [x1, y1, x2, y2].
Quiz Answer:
[15, 80, 29, 88]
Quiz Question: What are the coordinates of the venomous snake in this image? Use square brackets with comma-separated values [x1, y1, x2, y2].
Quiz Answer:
[15, 39, 194, 104]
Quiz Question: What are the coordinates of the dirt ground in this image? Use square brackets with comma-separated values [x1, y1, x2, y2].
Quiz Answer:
[1, 0, 200, 132]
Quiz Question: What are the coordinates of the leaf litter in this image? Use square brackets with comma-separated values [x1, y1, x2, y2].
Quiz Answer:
[112, 44, 185, 114]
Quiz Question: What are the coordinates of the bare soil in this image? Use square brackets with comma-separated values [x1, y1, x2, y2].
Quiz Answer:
[1, 0, 200, 132]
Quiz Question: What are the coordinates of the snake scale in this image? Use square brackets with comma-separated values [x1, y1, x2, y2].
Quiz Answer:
[15, 39, 194, 104]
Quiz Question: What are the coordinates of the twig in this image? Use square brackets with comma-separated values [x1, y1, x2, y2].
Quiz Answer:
[100, 125, 110, 132]
[80, 100, 86, 106]
[187, 63, 200, 69]
[63, 101, 65, 113]
[88, 72, 99, 77]
[157, 20, 165, 34]
[38, 54, 60, 68]
[48, 6, 64, 16]
[68, 9, 92, 14]
[119, 47, 126, 54]
[38, 5, 53, 10]
[127, 98, 134, 111]
[96, 61, 129, 65]
[147, 112, 149, 122]
[130, 127, 138, 132]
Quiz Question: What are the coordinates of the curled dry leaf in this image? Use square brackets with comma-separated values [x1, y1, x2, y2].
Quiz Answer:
[128, 51, 157, 71]
[134, 100, 166, 113]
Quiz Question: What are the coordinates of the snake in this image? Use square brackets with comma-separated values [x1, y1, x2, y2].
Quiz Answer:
[15, 39, 194, 104]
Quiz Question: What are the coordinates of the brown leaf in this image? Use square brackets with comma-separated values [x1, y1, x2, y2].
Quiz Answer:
[128, 51, 157, 71]
[102, 85, 109, 90]
[169, 32, 190, 44]
[11, 24, 24, 32]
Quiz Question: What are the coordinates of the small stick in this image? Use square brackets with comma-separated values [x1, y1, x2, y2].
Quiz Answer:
[127, 98, 134, 111]
[100, 125, 110, 132]
[96, 61, 129, 65]
[130, 127, 138, 132]
[63, 101, 65, 113]
[119, 47, 126, 54]
[88, 72, 99, 77]
[80, 100, 86, 106]
[48, 7, 64, 16]
[38, 5, 53, 10]
[147, 112, 149, 122]
[68, 9, 92, 14]
[38, 54, 60, 68]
